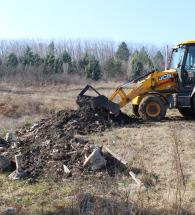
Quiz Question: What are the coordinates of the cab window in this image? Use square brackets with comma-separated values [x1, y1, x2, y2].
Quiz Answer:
[183, 46, 195, 87]
[170, 48, 184, 69]
[184, 46, 195, 70]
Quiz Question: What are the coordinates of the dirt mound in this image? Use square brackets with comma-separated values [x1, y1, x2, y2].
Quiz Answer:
[6, 104, 136, 180]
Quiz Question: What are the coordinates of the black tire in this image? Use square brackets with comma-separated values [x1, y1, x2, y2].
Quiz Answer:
[138, 95, 167, 121]
[132, 105, 139, 117]
[178, 108, 195, 119]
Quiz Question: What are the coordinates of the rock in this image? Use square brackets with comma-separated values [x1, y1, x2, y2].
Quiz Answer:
[1, 152, 8, 156]
[15, 154, 23, 172]
[30, 123, 39, 131]
[83, 147, 106, 171]
[0, 155, 11, 171]
[91, 148, 106, 171]
[0, 147, 6, 153]
[2, 207, 17, 215]
[5, 132, 13, 144]
[0, 137, 8, 147]
[8, 170, 28, 180]
[63, 164, 71, 177]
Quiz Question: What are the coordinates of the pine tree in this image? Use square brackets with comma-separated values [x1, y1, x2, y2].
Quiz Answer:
[78, 54, 101, 80]
[138, 47, 153, 73]
[115, 42, 130, 61]
[6, 53, 18, 67]
[60, 50, 71, 64]
[20, 46, 42, 66]
[44, 53, 55, 73]
[127, 51, 143, 80]
[85, 55, 101, 81]
[103, 57, 122, 78]
[54, 58, 63, 73]
[153, 51, 164, 71]
[78, 53, 90, 71]
[48, 41, 55, 56]
[33, 53, 43, 66]
[44, 42, 62, 73]
[69, 60, 79, 73]
[20, 46, 34, 66]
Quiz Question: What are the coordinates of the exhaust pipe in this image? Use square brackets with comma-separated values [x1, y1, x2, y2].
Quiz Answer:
[165, 45, 169, 70]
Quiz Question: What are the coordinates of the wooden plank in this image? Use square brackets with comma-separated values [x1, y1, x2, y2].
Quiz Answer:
[83, 149, 98, 167]
[129, 171, 142, 186]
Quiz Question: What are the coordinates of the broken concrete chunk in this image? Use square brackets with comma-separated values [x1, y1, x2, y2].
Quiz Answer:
[8, 170, 28, 180]
[63, 164, 71, 177]
[91, 152, 106, 171]
[30, 123, 40, 132]
[2, 207, 17, 215]
[5, 132, 13, 144]
[42, 140, 51, 146]
[15, 154, 23, 172]
[8, 154, 28, 180]
[83, 147, 106, 171]
[0, 155, 11, 171]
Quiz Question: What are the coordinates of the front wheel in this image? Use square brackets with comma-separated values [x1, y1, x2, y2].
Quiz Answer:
[138, 95, 167, 121]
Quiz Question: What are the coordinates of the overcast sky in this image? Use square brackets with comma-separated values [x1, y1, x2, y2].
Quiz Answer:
[0, 0, 194, 45]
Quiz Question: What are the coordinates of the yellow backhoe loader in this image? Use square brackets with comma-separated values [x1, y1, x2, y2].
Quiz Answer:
[77, 40, 195, 121]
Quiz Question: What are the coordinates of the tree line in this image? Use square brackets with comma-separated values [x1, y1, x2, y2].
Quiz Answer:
[0, 40, 165, 84]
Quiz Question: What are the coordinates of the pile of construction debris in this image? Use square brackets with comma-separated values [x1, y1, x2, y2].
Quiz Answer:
[0, 104, 137, 180]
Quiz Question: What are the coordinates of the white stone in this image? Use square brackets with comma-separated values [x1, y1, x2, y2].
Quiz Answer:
[5, 132, 13, 143]
[8, 170, 28, 180]
[63, 164, 71, 177]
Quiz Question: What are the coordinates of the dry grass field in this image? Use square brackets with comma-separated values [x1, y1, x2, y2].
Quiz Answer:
[0, 82, 195, 215]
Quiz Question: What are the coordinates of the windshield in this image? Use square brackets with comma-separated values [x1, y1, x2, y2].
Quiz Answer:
[170, 48, 184, 69]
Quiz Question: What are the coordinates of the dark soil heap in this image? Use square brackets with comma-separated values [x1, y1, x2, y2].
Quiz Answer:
[7, 103, 137, 180]
[0, 137, 8, 147]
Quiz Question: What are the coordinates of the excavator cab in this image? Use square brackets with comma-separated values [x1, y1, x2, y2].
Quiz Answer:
[169, 41, 195, 117]
[170, 42, 195, 89]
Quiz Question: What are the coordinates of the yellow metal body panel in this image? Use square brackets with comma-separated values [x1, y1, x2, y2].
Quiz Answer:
[108, 69, 177, 108]
[180, 40, 195, 45]
[131, 96, 141, 105]
[174, 40, 195, 49]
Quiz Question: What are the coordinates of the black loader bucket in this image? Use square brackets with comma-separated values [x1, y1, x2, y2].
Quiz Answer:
[76, 85, 120, 116]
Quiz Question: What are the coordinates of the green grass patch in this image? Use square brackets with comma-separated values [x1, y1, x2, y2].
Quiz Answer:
[191, 181, 195, 189]
[0, 173, 74, 214]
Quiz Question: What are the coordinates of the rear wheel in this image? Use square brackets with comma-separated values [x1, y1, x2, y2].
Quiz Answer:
[132, 105, 139, 117]
[138, 95, 167, 121]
